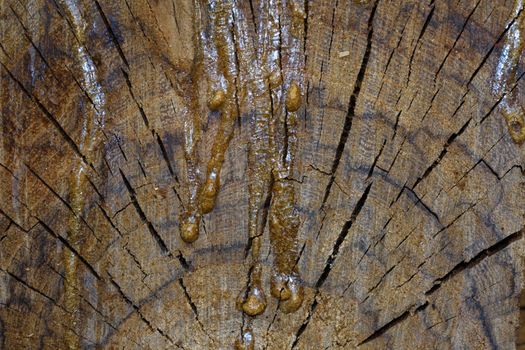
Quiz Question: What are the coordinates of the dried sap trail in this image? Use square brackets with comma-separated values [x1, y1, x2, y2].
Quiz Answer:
[60, 0, 106, 348]
[179, 0, 307, 346]
[269, 85, 304, 314]
[179, 1, 238, 243]
[494, 0, 525, 144]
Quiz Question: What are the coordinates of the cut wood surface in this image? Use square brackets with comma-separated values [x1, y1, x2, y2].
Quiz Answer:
[1, 0, 525, 349]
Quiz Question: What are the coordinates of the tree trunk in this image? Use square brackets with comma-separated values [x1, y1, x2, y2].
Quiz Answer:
[1, 0, 525, 349]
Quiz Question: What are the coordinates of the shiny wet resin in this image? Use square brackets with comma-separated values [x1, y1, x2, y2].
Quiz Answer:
[60, 0, 106, 348]
[179, 0, 307, 347]
[494, 0, 525, 144]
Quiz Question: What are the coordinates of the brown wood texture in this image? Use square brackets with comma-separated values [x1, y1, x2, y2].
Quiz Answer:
[1, 0, 525, 349]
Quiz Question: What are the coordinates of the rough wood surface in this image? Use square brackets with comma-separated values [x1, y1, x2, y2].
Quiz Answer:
[1, 0, 525, 349]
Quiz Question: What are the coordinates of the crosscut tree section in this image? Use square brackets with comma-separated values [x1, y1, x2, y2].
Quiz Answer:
[0, 0, 524, 349]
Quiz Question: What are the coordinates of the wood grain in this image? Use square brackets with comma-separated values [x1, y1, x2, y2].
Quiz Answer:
[0, 0, 524, 349]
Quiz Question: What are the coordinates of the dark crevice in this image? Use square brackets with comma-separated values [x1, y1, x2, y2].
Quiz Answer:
[358, 302, 429, 345]
[390, 179, 408, 207]
[403, 185, 442, 225]
[412, 117, 472, 189]
[0, 61, 95, 171]
[318, 182, 372, 288]
[155, 132, 178, 181]
[122, 68, 150, 128]
[0, 42, 10, 59]
[320, 1, 378, 209]
[387, 137, 406, 173]
[123, 243, 148, 278]
[25, 165, 98, 239]
[517, 260, 525, 347]
[109, 275, 155, 332]
[434, 0, 480, 79]
[374, 13, 410, 108]
[243, 191, 272, 260]
[291, 299, 317, 349]
[93, 0, 130, 67]
[366, 139, 386, 180]
[263, 299, 282, 350]
[283, 111, 290, 164]
[38, 220, 102, 280]
[230, 8, 242, 129]
[479, 93, 505, 125]
[86, 176, 104, 200]
[118, 169, 171, 256]
[138, 159, 148, 178]
[391, 110, 401, 140]
[425, 228, 523, 295]
[111, 133, 128, 162]
[3, 268, 61, 307]
[0, 208, 25, 233]
[467, 7, 524, 87]
[248, 0, 257, 34]
[479, 69, 525, 125]
[156, 327, 176, 346]
[103, 157, 115, 176]
[419, 87, 440, 122]
[178, 278, 199, 318]
[303, 0, 309, 66]
[479, 159, 500, 180]
[292, 182, 373, 348]
[394, 226, 418, 250]
[405, 4, 435, 87]
[171, 0, 181, 35]
[361, 255, 406, 304]
[314, 209, 327, 241]
[176, 252, 191, 270]
[327, 0, 339, 60]
[396, 260, 425, 289]
[0, 162, 17, 179]
[172, 186, 185, 208]
[177, 277, 214, 344]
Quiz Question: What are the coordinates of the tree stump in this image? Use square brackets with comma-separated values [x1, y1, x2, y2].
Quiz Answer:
[1, 0, 524, 349]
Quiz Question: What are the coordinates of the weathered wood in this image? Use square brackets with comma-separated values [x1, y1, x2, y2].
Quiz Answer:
[1, 0, 524, 349]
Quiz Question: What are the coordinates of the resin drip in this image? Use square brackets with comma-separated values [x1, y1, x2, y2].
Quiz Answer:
[199, 1, 238, 215]
[494, 0, 525, 144]
[236, 0, 306, 332]
[269, 108, 304, 313]
[180, 0, 238, 243]
[234, 323, 255, 350]
[180, 0, 307, 347]
[234, 0, 282, 318]
[60, 0, 106, 348]
[179, 0, 205, 243]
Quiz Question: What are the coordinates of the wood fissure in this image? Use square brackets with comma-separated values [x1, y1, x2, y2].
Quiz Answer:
[1, 0, 525, 348]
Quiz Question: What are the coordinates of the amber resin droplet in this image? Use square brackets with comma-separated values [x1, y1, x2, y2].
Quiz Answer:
[180, 213, 200, 243]
[235, 328, 255, 350]
[268, 71, 282, 89]
[208, 89, 227, 110]
[199, 171, 220, 214]
[270, 273, 292, 300]
[280, 276, 304, 314]
[241, 286, 267, 316]
[286, 82, 302, 112]
[503, 109, 525, 144]
[237, 265, 267, 316]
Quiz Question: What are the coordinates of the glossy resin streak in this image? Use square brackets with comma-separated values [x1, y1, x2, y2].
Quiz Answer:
[180, 0, 307, 347]
[494, 0, 525, 144]
[59, 0, 106, 348]
[180, 0, 238, 243]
